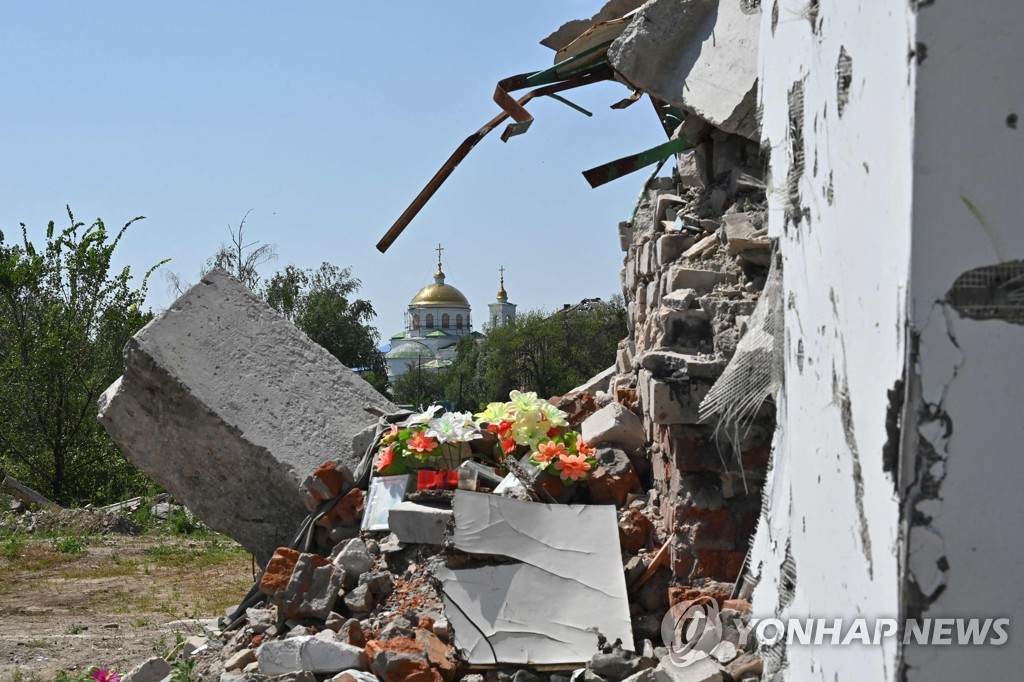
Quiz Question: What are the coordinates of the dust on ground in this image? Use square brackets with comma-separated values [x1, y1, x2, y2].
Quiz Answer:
[0, 534, 254, 681]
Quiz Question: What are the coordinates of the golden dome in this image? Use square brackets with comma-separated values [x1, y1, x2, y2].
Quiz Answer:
[410, 271, 470, 307]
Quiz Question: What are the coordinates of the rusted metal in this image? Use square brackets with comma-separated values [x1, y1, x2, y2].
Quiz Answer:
[376, 64, 613, 253]
[582, 135, 694, 189]
[610, 89, 643, 110]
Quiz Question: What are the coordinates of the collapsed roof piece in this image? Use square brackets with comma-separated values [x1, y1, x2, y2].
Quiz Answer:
[607, 0, 761, 139]
[97, 268, 395, 563]
[437, 491, 633, 667]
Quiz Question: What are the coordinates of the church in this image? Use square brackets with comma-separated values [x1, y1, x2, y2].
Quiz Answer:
[384, 245, 516, 380]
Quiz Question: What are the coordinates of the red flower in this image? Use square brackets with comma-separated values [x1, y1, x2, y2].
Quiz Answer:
[488, 420, 514, 439]
[375, 443, 396, 472]
[546, 427, 560, 438]
[501, 436, 516, 454]
[408, 431, 438, 454]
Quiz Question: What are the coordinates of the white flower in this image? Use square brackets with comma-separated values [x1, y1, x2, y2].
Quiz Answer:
[406, 404, 442, 426]
[507, 390, 540, 414]
[426, 412, 482, 443]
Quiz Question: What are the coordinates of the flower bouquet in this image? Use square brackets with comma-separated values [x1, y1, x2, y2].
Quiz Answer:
[374, 406, 482, 491]
[474, 391, 598, 497]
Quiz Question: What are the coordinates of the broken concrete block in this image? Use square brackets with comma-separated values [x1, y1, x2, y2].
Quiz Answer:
[676, 149, 703, 188]
[121, 656, 170, 682]
[97, 269, 395, 563]
[540, 0, 647, 51]
[657, 234, 694, 266]
[664, 266, 734, 293]
[608, 0, 760, 140]
[333, 538, 374, 585]
[720, 213, 768, 254]
[225, 648, 258, 672]
[681, 234, 720, 260]
[654, 655, 724, 682]
[568, 366, 616, 397]
[387, 501, 452, 545]
[662, 289, 697, 311]
[581, 403, 646, 454]
[258, 636, 367, 676]
[343, 584, 374, 615]
[329, 672, 379, 682]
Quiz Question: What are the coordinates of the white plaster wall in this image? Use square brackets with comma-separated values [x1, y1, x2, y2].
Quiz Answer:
[752, 0, 913, 679]
[903, 2, 1024, 679]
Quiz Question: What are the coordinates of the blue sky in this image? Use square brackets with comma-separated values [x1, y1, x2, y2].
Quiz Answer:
[0, 1, 666, 339]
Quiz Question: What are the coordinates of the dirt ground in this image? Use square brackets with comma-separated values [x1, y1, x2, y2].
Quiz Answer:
[0, 534, 254, 681]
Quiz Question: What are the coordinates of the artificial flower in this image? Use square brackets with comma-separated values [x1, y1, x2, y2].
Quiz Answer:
[575, 437, 596, 457]
[487, 420, 514, 439]
[408, 431, 438, 455]
[501, 436, 517, 454]
[474, 402, 509, 424]
[426, 413, 463, 444]
[554, 453, 592, 482]
[507, 390, 540, 413]
[532, 440, 567, 467]
[375, 443, 396, 472]
[380, 424, 400, 444]
[407, 405, 442, 426]
[539, 401, 569, 428]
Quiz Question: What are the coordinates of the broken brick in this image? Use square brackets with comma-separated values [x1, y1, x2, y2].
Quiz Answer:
[260, 547, 301, 596]
[618, 508, 655, 554]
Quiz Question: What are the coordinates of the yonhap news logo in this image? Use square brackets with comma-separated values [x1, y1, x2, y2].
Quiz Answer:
[662, 598, 1010, 667]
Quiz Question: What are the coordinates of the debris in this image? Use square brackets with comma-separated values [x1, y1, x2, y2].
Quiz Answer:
[387, 502, 452, 545]
[1, 473, 58, 509]
[97, 269, 394, 563]
[361, 475, 411, 531]
[257, 636, 367, 676]
[438, 491, 634, 666]
[581, 403, 646, 455]
[608, 0, 760, 139]
[121, 656, 170, 682]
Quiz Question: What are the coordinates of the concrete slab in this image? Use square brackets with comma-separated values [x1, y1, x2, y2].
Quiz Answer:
[387, 501, 452, 545]
[97, 269, 395, 563]
[608, 0, 760, 139]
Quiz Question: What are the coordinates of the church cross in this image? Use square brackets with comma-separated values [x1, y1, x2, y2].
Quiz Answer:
[499, 265, 505, 286]
[436, 244, 444, 270]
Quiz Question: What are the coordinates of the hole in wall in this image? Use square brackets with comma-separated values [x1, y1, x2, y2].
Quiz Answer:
[946, 260, 1024, 324]
[836, 46, 853, 117]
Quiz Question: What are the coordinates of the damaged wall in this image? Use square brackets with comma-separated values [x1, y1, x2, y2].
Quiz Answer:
[748, 0, 911, 678]
[748, 0, 1023, 679]
[902, 1, 1024, 679]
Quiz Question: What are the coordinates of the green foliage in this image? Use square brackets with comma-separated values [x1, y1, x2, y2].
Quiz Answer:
[391, 363, 448, 408]
[51, 535, 88, 554]
[1, 533, 26, 559]
[265, 262, 389, 394]
[476, 298, 627, 402]
[443, 336, 486, 411]
[170, 658, 196, 682]
[0, 207, 164, 505]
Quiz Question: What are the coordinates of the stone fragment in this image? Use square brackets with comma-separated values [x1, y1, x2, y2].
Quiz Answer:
[343, 584, 374, 615]
[587, 447, 643, 506]
[569, 366, 616, 396]
[664, 267, 734, 294]
[339, 618, 367, 647]
[330, 672, 379, 682]
[619, 508, 655, 554]
[260, 547, 301, 596]
[676, 150, 703, 188]
[247, 606, 278, 634]
[257, 636, 367, 676]
[581, 403, 646, 454]
[720, 214, 768, 254]
[709, 640, 738, 664]
[387, 502, 452, 545]
[681, 234, 720, 260]
[333, 538, 374, 585]
[589, 648, 643, 681]
[653, 655, 723, 681]
[661, 289, 697, 311]
[416, 628, 456, 681]
[622, 671, 657, 682]
[300, 461, 354, 512]
[656, 234, 694, 266]
[316, 488, 365, 530]
[359, 571, 395, 603]
[122, 656, 170, 682]
[608, 0, 759, 138]
[183, 635, 209, 657]
[225, 648, 258, 672]
[724, 652, 762, 679]
[97, 269, 394, 563]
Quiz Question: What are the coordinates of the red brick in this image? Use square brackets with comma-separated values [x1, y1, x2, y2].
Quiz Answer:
[587, 465, 642, 506]
[259, 547, 300, 596]
[692, 550, 747, 581]
[316, 487, 365, 529]
[673, 507, 737, 550]
[618, 509, 655, 554]
[311, 460, 346, 500]
[386, 658, 441, 682]
[415, 629, 456, 682]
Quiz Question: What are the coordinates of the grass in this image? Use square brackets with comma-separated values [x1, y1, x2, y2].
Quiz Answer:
[51, 536, 89, 554]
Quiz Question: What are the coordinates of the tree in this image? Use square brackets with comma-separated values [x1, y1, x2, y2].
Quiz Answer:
[391, 362, 447, 409]
[474, 298, 627, 402]
[165, 210, 276, 295]
[265, 263, 389, 395]
[444, 336, 486, 411]
[0, 208, 162, 504]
